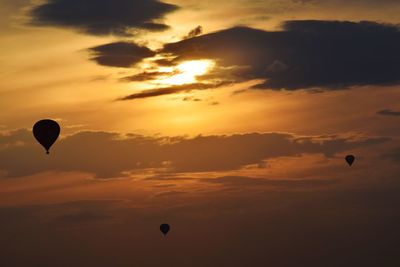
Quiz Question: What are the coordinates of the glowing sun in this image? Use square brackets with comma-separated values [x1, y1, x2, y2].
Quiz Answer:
[156, 59, 215, 86]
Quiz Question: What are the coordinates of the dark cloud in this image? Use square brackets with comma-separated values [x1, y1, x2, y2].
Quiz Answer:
[88, 42, 155, 68]
[183, 25, 203, 39]
[146, 175, 195, 181]
[182, 96, 202, 102]
[119, 81, 231, 100]
[120, 87, 184, 99]
[201, 176, 337, 188]
[122, 71, 174, 82]
[296, 0, 400, 5]
[0, 129, 389, 178]
[377, 109, 400, 116]
[153, 190, 186, 198]
[153, 58, 177, 66]
[30, 0, 178, 36]
[146, 174, 338, 188]
[162, 20, 400, 90]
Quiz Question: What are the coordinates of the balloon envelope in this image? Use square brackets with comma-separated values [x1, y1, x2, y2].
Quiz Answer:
[345, 155, 355, 166]
[33, 119, 60, 154]
[160, 224, 170, 236]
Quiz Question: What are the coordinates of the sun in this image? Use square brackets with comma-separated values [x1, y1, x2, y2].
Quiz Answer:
[156, 59, 215, 86]
[178, 60, 212, 76]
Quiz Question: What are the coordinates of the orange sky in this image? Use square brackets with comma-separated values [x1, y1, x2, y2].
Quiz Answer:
[1, 0, 399, 135]
[0, 0, 400, 266]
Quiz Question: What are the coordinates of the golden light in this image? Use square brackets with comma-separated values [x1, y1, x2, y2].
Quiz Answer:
[155, 59, 215, 86]
[178, 60, 212, 76]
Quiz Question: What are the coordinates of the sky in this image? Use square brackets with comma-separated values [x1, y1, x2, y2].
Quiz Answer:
[0, 0, 400, 266]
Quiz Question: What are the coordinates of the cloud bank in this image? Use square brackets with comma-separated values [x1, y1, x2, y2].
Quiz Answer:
[0, 129, 388, 178]
[161, 20, 400, 90]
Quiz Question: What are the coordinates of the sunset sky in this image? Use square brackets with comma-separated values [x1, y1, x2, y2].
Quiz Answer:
[1, 0, 400, 266]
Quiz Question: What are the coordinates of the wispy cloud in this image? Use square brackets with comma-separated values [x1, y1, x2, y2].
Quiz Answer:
[119, 81, 231, 100]
[377, 109, 400, 116]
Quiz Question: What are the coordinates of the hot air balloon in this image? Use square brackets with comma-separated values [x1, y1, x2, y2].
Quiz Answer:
[33, 119, 60, 154]
[345, 155, 355, 166]
[160, 223, 170, 236]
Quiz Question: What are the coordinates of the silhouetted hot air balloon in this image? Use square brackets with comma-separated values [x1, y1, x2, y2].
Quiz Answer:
[33, 119, 60, 154]
[160, 223, 170, 236]
[345, 155, 355, 166]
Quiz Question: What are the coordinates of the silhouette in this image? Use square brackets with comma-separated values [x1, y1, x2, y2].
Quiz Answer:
[33, 119, 60, 154]
[345, 155, 355, 166]
[160, 223, 170, 236]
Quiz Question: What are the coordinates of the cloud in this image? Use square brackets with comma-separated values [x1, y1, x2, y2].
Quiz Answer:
[201, 175, 337, 188]
[30, 0, 178, 36]
[183, 25, 203, 39]
[182, 96, 202, 102]
[122, 71, 174, 82]
[296, 0, 400, 5]
[0, 129, 389, 178]
[88, 42, 155, 68]
[119, 81, 231, 100]
[161, 20, 400, 90]
[377, 109, 400, 116]
[0, 0, 31, 28]
[153, 190, 186, 198]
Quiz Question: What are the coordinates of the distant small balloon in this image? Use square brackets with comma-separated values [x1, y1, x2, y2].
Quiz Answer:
[160, 223, 170, 236]
[345, 155, 355, 166]
[33, 119, 60, 154]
